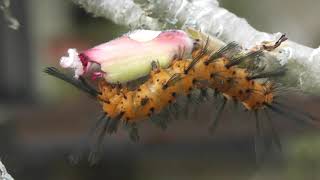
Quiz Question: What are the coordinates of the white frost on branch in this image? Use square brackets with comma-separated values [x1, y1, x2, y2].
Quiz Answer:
[0, 160, 13, 180]
[72, 0, 320, 92]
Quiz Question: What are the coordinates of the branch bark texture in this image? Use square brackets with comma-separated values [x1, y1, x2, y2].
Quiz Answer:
[73, 0, 320, 92]
[0, 160, 13, 180]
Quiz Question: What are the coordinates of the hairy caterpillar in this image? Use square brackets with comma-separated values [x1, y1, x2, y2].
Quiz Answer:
[44, 28, 318, 163]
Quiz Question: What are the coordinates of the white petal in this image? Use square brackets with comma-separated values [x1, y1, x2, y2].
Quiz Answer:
[59, 48, 84, 79]
[60, 56, 72, 68]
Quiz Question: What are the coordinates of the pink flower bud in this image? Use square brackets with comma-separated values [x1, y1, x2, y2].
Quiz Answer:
[60, 30, 195, 83]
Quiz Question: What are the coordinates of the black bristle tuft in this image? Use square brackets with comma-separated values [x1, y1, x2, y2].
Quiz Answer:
[253, 111, 263, 164]
[88, 115, 110, 165]
[247, 66, 287, 80]
[185, 36, 210, 73]
[206, 41, 241, 64]
[208, 97, 227, 134]
[107, 112, 124, 134]
[127, 123, 140, 142]
[151, 113, 170, 130]
[225, 50, 263, 69]
[264, 102, 317, 127]
[163, 73, 182, 89]
[253, 111, 272, 164]
[263, 109, 282, 151]
[44, 67, 100, 97]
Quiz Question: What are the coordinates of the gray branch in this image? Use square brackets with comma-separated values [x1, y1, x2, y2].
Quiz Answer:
[0, 0, 19, 30]
[72, 0, 320, 93]
[0, 160, 13, 180]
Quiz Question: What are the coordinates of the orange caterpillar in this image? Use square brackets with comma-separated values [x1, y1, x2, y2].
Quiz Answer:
[95, 32, 290, 121]
[98, 43, 274, 121]
[44, 30, 317, 163]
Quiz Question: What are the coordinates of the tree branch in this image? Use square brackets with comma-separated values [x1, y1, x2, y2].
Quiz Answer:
[72, 0, 161, 29]
[72, 0, 320, 93]
[0, 160, 14, 180]
[0, 0, 19, 30]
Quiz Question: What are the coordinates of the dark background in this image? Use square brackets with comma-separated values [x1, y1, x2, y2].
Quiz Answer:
[1, 0, 320, 179]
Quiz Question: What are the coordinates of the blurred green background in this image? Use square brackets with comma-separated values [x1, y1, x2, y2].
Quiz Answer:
[0, 0, 320, 179]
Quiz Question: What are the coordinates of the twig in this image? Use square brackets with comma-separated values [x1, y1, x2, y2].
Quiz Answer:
[0, 0, 19, 30]
[72, 0, 320, 93]
[0, 160, 13, 180]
